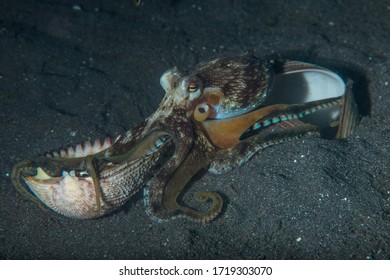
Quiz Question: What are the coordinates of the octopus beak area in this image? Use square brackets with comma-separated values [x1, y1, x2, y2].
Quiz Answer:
[197, 62, 359, 149]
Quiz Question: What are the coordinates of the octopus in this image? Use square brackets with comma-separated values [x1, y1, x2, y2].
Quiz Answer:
[11, 52, 359, 222]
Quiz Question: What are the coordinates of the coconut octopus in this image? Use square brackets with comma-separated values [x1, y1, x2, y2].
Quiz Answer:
[11, 53, 359, 223]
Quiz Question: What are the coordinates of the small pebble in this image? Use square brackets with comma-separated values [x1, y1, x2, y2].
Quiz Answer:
[72, 4, 82, 11]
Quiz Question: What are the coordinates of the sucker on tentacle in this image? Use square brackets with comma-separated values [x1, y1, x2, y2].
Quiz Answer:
[11, 53, 360, 222]
[239, 97, 343, 140]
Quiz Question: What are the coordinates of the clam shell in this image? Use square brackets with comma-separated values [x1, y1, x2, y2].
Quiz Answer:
[17, 133, 173, 219]
[268, 61, 358, 138]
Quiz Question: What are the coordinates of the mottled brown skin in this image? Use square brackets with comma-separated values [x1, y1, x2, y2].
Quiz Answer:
[142, 54, 274, 222]
[140, 69, 223, 222]
[142, 54, 355, 222]
[190, 54, 273, 114]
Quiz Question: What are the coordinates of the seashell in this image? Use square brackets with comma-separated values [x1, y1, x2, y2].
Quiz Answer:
[267, 61, 358, 139]
[12, 133, 173, 218]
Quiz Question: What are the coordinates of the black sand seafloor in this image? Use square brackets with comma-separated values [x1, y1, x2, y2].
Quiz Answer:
[0, 0, 389, 259]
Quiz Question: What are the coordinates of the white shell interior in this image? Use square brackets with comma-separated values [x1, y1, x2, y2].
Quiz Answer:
[271, 69, 345, 102]
[286, 69, 345, 101]
[268, 68, 346, 126]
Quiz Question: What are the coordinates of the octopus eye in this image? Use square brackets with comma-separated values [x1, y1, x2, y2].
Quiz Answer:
[188, 82, 199, 93]
[194, 103, 210, 121]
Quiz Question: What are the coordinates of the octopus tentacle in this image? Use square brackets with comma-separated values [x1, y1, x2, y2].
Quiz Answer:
[143, 136, 192, 221]
[84, 156, 102, 216]
[207, 84, 354, 174]
[185, 191, 223, 223]
[145, 149, 222, 222]
[209, 123, 318, 174]
[11, 160, 48, 210]
[239, 96, 343, 140]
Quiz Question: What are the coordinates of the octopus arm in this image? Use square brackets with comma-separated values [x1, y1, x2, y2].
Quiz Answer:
[209, 123, 319, 175]
[145, 139, 222, 223]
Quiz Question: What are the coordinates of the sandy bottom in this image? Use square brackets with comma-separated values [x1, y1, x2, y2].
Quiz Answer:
[0, 0, 389, 259]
